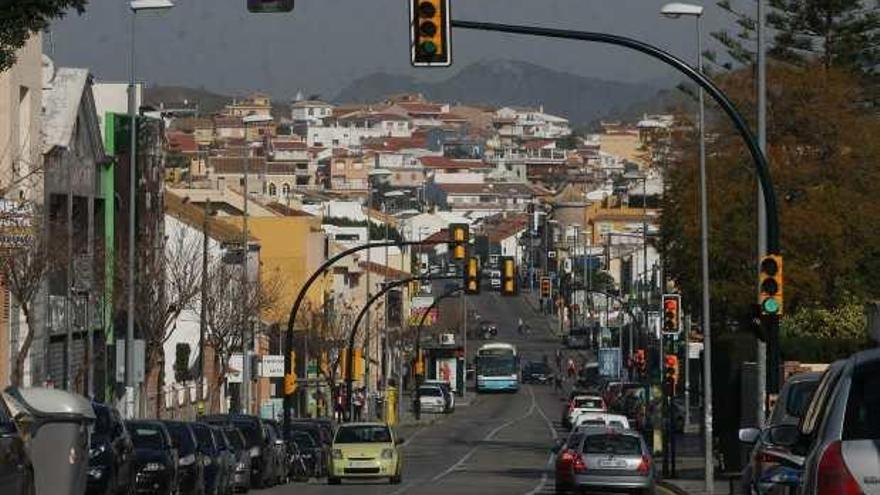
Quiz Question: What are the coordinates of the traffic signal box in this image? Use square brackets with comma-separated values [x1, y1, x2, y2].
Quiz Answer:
[247, 0, 294, 13]
[449, 223, 468, 261]
[284, 350, 297, 394]
[759, 254, 783, 316]
[540, 276, 552, 299]
[465, 257, 481, 295]
[664, 354, 678, 394]
[662, 294, 681, 334]
[635, 349, 647, 376]
[501, 257, 517, 296]
[410, 0, 452, 66]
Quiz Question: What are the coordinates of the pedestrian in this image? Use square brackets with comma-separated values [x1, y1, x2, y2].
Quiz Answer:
[555, 349, 563, 369]
[353, 388, 365, 422]
[554, 373, 562, 392]
[567, 358, 576, 380]
[334, 387, 345, 422]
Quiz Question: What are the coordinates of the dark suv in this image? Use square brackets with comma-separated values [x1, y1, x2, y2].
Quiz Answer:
[202, 414, 280, 488]
[88, 403, 135, 495]
[127, 420, 178, 495]
[161, 421, 205, 495]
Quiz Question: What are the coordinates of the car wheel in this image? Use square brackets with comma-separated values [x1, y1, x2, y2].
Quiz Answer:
[327, 477, 341, 485]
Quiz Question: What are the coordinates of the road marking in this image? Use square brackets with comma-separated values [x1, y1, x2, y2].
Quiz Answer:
[430, 386, 538, 482]
[522, 385, 559, 495]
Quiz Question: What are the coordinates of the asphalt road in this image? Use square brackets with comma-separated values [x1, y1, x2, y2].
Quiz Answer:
[257, 291, 667, 495]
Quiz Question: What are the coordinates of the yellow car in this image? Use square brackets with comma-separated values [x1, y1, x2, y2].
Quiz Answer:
[328, 422, 403, 485]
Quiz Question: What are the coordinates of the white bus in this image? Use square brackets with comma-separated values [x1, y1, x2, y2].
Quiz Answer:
[475, 343, 520, 392]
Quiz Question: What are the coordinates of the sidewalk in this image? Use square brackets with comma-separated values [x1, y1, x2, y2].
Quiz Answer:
[657, 429, 738, 495]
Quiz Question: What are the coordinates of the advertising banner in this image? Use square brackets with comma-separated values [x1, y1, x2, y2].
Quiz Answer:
[435, 357, 458, 392]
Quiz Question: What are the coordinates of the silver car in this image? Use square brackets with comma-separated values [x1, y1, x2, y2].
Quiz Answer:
[559, 427, 654, 495]
[797, 348, 880, 495]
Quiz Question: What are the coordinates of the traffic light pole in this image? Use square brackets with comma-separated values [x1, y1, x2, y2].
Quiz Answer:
[283, 239, 444, 438]
[345, 274, 457, 421]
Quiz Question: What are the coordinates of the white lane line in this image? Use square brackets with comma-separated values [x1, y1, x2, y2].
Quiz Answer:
[430, 386, 538, 482]
[523, 385, 560, 495]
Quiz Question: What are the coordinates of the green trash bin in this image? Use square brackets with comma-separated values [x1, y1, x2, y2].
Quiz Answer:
[2, 387, 96, 495]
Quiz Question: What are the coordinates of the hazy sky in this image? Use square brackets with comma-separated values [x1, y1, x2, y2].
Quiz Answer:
[47, 0, 735, 99]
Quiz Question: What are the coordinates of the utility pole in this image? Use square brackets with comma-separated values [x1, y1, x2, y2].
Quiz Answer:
[200, 198, 210, 411]
[241, 134, 251, 415]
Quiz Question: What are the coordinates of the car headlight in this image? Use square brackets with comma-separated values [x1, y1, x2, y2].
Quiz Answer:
[143, 462, 165, 472]
[202, 457, 212, 466]
[249, 446, 260, 458]
[179, 454, 196, 466]
[381, 448, 394, 459]
[236, 461, 248, 470]
[331, 449, 343, 460]
[89, 444, 107, 459]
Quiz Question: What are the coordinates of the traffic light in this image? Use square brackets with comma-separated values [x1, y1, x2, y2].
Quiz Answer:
[501, 256, 517, 296]
[662, 294, 681, 335]
[284, 351, 297, 394]
[410, 0, 452, 67]
[465, 257, 480, 295]
[759, 254, 783, 316]
[449, 223, 468, 261]
[664, 354, 678, 392]
[247, 0, 294, 13]
[540, 276, 551, 298]
[635, 349, 647, 376]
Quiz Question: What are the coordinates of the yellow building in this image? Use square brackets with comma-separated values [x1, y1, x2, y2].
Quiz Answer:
[224, 93, 272, 118]
[584, 202, 658, 245]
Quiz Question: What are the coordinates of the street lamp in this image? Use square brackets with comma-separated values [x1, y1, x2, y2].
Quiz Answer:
[363, 168, 391, 418]
[661, 3, 713, 493]
[126, 0, 174, 420]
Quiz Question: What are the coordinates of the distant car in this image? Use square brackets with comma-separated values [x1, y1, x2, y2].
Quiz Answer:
[418, 385, 447, 414]
[565, 395, 607, 429]
[219, 426, 250, 493]
[422, 379, 455, 412]
[566, 327, 590, 349]
[161, 421, 205, 495]
[738, 372, 821, 495]
[796, 349, 880, 495]
[88, 402, 135, 495]
[557, 428, 654, 495]
[328, 423, 402, 485]
[126, 420, 178, 495]
[478, 321, 498, 340]
[0, 398, 34, 495]
[522, 361, 553, 385]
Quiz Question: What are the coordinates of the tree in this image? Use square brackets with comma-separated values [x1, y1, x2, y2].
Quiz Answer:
[201, 259, 283, 411]
[710, 0, 880, 75]
[0, 0, 88, 72]
[0, 205, 62, 385]
[659, 62, 880, 332]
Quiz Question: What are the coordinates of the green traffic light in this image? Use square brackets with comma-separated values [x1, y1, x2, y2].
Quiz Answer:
[762, 298, 780, 314]
[420, 40, 437, 54]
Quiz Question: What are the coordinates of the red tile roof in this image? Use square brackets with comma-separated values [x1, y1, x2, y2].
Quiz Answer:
[166, 131, 198, 153]
[398, 102, 445, 114]
[210, 156, 266, 174]
[362, 136, 427, 152]
[418, 156, 489, 170]
[271, 140, 307, 150]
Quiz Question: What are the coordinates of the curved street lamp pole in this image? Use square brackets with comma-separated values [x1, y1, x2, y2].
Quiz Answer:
[412, 285, 464, 420]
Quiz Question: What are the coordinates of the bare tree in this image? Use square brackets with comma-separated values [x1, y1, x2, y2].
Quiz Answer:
[115, 227, 201, 416]
[202, 259, 283, 412]
[0, 204, 61, 386]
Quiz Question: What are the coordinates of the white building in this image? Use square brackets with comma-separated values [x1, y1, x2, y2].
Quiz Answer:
[494, 106, 571, 139]
[291, 99, 334, 124]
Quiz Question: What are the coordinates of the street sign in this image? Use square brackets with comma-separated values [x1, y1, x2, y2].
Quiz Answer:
[259, 355, 285, 378]
[228, 354, 243, 383]
[688, 342, 704, 359]
[598, 347, 621, 378]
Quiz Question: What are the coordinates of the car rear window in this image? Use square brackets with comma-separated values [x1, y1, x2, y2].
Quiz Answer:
[583, 434, 641, 455]
[419, 387, 443, 397]
[192, 425, 215, 453]
[575, 398, 603, 409]
[165, 423, 197, 455]
[842, 360, 880, 441]
[130, 425, 166, 450]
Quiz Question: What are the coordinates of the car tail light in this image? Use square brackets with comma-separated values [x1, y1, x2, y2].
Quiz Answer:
[817, 441, 862, 495]
[637, 455, 651, 474]
[573, 454, 587, 473]
[559, 450, 576, 464]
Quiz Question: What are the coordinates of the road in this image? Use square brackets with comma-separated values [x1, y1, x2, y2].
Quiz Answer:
[259, 291, 669, 495]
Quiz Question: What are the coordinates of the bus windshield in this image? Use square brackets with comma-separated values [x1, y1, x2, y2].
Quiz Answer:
[477, 355, 517, 376]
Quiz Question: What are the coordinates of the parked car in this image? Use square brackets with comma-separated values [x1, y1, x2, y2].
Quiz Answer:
[738, 372, 821, 495]
[795, 349, 880, 495]
[209, 426, 236, 495]
[553, 431, 586, 494]
[328, 423, 402, 485]
[191, 422, 228, 495]
[263, 420, 289, 484]
[522, 361, 553, 385]
[287, 420, 332, 476]
[219, 426, 250, 493]
[0, 398, 34, 495]
[126, 420, 178, 495]
[418, 385, 446, 413]
[286, 430, 322, 480]
[564, 395, 606, 429]
[422, 379, 455, 412]
[161, 421, 205, 495]
[572, 412, 631, 430]
[202, 414, 279, 489]
[556, 427, 654, 495]
[87, 402, 135, 495]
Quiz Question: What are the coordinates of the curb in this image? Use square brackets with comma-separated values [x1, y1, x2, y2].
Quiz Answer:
[656, 480, 692, 495]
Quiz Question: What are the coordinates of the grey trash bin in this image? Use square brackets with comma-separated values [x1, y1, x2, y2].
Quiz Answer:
[1, 387, 96, 495]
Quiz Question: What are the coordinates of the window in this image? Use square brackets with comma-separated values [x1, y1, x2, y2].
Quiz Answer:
[843, 360, 880, 441]
[353, 162, 363, 170]
[268, 183, 277, 196]
[334, 425, 392, 444]
[308, 108, 314, 116]
[335, 161, 345, 171]
[282, 183, 290, 196]
[583, 434, 641, 455]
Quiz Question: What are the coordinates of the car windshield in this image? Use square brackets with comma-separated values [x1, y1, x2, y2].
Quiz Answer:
[335, 426, 392, 444]
[192, 425, 215, 453]
[292, 432, 316, 449]
[419, 387, 443, 397]
[527, 363, 551, 374]
[771, 378, 819, 424]
[130, 425, 165, 450]
[223, 428, 245, 451]
[233, 421, 263, 448]
[165, 423, 197, 455]
[92, 406, 112, 435]
[583, 434, 642, 455]
[842, 360, 880, 441]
